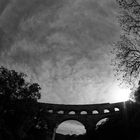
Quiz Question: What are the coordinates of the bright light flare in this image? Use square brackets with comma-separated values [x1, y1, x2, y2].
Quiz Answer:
[110, 85, 131, 103]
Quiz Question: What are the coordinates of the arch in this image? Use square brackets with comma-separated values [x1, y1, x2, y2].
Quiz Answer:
[57, 110, 64, 114]
[114, 107, 120, 112]
[68, 111, 76, 115]
[95, 118, 109, 130]
[80, 111, 87, 115]
[48, 109, 53, 113]
[104, 109, 110, 113]
[92, 110, 99, 114]
[56, 120, 86, 136]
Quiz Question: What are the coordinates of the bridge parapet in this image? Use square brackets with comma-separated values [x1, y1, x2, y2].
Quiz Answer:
[38, 101, 125, 116]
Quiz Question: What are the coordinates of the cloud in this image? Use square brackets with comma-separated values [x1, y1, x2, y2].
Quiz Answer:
[0, 0, 121, 104]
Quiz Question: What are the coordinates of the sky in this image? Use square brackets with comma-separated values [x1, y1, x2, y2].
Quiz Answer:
[0, 0, 131, 135]
[0, 0, 126, 104]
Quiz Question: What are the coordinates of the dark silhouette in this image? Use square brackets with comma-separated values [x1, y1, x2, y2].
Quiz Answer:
[0, 66, 41, 101]
[0, 66, 41, 140]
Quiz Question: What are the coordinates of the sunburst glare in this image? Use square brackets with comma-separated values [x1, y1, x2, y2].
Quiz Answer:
[110, 84, 131, 103]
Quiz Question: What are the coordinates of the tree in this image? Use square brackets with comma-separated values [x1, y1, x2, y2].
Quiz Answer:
[112, 0, 140, 86]
[117, 0, 140, 37]
[0, 66, 41, 101]
[0, 66, 41, 140]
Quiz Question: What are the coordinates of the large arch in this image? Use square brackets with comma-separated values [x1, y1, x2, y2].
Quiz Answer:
[56, 120, 86, 135]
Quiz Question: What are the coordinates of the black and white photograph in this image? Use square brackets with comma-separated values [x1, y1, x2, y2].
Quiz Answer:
[0, 0, 140, 139]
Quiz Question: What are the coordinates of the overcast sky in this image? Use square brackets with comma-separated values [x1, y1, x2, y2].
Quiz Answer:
[0, 0, 122, 104]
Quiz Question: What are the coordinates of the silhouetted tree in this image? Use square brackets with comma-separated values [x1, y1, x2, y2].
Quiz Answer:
[0, 66, 41, 101]
[132, 81, 140, 102]
[112, 0, 140, 85]
[117, 0, 140, 37]
[0, 66, 41, 140]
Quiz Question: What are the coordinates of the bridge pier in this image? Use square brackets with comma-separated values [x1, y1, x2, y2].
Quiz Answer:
[84, 125, 97, 139]
[52, 127, 57, 140]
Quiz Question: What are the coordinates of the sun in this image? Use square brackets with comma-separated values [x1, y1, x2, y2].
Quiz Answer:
[110, 85, 131, 103]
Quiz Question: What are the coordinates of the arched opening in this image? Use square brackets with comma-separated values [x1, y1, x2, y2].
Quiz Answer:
[95, 118, 109, 130]
[55, 120, 86, 139]
[48, 109, 53, 113]
[80, 111, 87, 115]
[114, 107, 120, 112]
[92, 110, 99, 114]
[57, 110, 64, 114]
[68, 111, 76, 115]
[104, 109, 110, 113]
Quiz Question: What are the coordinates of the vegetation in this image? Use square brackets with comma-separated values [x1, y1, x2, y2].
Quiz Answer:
[0, 66, 41, 101]
[0, 66, 41, 140]
[112, 0, 140, 86]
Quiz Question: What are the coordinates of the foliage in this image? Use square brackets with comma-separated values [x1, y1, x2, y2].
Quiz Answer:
[117, 0, 140, 37]
[113, 35, 140, 85]
[0, 66, 41, 140]
[133, 85, 140, 102]
[0, 66, 41, 101]
[112, 0, 140, 85]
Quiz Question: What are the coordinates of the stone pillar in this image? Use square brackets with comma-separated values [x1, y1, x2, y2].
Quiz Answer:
[47, 123, 57, 140]
[52, 127, 57, 140]
[85, 124, 98, 140]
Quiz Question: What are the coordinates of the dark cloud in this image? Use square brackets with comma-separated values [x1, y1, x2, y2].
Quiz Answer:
[0, 0, 123, 104]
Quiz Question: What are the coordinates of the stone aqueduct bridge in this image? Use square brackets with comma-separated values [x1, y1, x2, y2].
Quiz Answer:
[35, 101, 133, 137]
[1, 95, 140, 139]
